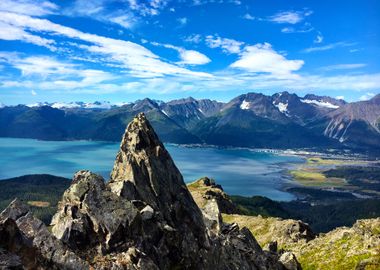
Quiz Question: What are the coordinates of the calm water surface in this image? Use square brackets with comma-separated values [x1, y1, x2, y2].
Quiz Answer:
[0, 138, 304, 201]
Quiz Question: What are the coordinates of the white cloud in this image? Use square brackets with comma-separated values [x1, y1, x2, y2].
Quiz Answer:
[177, 49, 211, 65]
[0, 0, 58, 16]
[359, 92, 375, 101]
[108, 15, 134, 29]
[0, 53, 116, 90]
[269, 10, 312, 24]
[303, 42, 356, 53]
[205, 35, 244, 54]
[281, 27, 294, 33]
[0, 11, 211, 79]
[0, 21, 57, 51]
[31, 89, 37, 96]
[184, 34, 202, 44]
[281, 23, 314, 34]
[192, 0, 241, 5]
[314, 32, 323, 43]
[12, 56, 77, 77]
[320, 63, 367, 71]
[178, 17, 188, 25]
[127, 0, 169, 16]
[64, 0, 137, 29]
[336, 96, 345, 100]
[151, 42, 211, 65]
[230, 43, 304, 77]
[242, 13, 255, 20]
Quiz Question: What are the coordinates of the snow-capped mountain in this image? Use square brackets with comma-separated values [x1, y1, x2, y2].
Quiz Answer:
[1, 92, 379, 150]
[26, 101, 118, 109]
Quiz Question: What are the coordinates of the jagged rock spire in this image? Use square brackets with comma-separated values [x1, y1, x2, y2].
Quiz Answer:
[109, 113, 205, 232]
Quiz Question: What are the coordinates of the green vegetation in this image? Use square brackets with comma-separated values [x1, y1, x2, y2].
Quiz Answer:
[223, 214, 380, 270]
[307, 157, 347, 165]
[230, 195, 290, 218]
[229, 195, 380, 233]
[0, 174, 70, 224]
[290, 169, 345, 187]
[324, 166, 380, 197]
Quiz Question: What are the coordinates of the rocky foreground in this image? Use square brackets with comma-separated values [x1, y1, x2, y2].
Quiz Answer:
[187, 178, 380, 270]
[0, 113, 299, 269]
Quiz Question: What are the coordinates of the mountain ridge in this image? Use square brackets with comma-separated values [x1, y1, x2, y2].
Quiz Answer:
[1, 92, 379, 150]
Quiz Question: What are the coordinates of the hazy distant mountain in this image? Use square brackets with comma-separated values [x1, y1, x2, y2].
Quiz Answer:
[1, 92, 379, 150]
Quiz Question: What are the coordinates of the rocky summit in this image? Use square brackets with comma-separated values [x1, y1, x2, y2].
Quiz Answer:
[0, 113, 299, 269]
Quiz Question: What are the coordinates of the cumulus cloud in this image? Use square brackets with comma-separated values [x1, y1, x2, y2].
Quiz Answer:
[205, 35, 244, 54]
[31, 89, 37, 96]
[230, 43, 304, 77]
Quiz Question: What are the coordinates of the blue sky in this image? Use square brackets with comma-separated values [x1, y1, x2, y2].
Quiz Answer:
[0, 0, 379, 105]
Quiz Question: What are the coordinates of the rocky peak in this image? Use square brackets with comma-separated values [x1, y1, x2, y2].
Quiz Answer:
[109, 113, 205, 230]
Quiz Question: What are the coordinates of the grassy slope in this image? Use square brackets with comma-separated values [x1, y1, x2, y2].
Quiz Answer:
[223, 214, 380, 270]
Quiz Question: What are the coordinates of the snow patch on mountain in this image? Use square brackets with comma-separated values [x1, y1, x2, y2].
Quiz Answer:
[51, 102, 82, 109]
[161, 110, 169, 116]
[301, 99, 340, 109]
[83, 101, 113, 109]
[27, 102, 50, 107]
[273, 102, 288, 114]
[240, 100, 251, 110]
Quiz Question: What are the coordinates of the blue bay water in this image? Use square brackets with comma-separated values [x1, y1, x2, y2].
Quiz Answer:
[0, 138, 304, 201]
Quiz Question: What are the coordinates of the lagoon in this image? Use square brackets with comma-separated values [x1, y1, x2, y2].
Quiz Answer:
[0, 138, 304, 201]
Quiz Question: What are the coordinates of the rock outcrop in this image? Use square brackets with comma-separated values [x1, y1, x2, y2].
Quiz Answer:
[0, 113, 294, 269]
[223, 214, 380, 270]
[188, 177, 240, 214]
[222, 214, 315, 250]
[0, 199, 88, 269]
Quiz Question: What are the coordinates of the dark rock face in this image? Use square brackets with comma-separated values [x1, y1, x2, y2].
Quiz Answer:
[0, 199, 88, 269]
[0, 113, 294, 269]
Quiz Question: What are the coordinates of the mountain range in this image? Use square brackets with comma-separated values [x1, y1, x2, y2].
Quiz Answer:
[1, 92, 379, 151]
